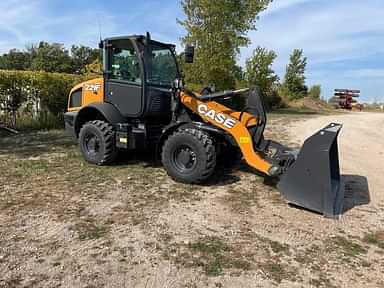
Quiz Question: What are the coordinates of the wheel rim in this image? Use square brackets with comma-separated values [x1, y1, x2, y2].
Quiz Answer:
[172, 145, 197, 172]
[84, 132, 101, 157]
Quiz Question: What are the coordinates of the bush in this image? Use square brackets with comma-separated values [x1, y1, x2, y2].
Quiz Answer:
[0, 70, 83, 128]
[308, 85, 321, 99]
[15, 111, 64, 131]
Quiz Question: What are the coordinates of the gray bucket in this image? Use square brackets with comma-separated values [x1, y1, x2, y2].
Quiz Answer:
[277, 123, 344, 218]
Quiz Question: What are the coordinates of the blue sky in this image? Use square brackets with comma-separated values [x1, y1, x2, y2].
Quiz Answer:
[0, 0, 383, 102]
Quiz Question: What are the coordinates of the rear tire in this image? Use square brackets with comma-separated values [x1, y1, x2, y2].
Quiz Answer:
[162, 128, 216, 184]
[79, 120, 118, 165]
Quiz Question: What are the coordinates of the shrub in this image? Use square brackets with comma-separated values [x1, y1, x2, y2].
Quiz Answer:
[308, 85, 321, 99]
[0, 70, 83, 128]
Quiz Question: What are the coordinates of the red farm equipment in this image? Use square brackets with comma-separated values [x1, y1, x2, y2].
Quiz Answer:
[329, 89, 361, 110]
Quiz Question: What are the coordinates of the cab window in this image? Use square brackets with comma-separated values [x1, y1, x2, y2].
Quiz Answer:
[111, 44, 142, 84]
[147, 45, 178, 87]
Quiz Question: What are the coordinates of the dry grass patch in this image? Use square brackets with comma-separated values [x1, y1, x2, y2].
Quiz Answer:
[362, 231, 384, 249]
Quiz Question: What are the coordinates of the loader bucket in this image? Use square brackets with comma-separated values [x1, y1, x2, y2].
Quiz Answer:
[277, 123, 344, 218]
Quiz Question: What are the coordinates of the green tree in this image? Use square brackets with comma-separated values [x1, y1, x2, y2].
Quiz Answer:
[283, 49, 307, 100]
[245, 46, 280, 108]
[29, 42, 73, 73]
[179, 0, 271, 91]
[0, 49, 32, 70]
[82, 58, 103, 78]
[71, 45, 99, 73]
[0, 72, 28, 127]
[308, 85, 321, 99]
[308, 84, 321, 99]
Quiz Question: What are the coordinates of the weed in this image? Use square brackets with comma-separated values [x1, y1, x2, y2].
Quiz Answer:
[256, 234, 290, 256]
[189, 237, 228, 276]
[330, 236, 367, 258]
[74, 219, 110, 241]
[259, 261, 298, 284]
[362, 231, 384, 249]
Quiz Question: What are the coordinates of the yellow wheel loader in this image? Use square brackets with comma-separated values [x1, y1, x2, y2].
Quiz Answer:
[65, 33, 344, 217]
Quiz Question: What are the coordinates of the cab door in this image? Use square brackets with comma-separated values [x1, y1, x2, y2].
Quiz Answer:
[105, 39, 144, 117]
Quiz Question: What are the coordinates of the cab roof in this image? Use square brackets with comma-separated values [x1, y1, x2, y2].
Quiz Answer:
[102, 35, 176, 48]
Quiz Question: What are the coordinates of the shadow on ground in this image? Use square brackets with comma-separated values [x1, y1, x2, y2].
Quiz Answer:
[286, 174, 370, 217]
[116, 149, 242, 187]
[0, 131, 75, 156]
[342, 174, 370, 213]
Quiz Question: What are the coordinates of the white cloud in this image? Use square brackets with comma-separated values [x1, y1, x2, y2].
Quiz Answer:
[344, 69, 384, 79]
[0, 0, 118, 53]
[262, 0, 312, 16]
[242, 0, 384, 101]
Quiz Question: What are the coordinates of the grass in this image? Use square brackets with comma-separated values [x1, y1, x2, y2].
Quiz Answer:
[259, 261, 298, 284]
[0, 129, 382, 287]
[164, 236, 254, 277]
[221, 186, 261, 212]
[164, 232, 295, 280]
[74, 219, 110, 241]
[362, 231, 384, 249]
[330, 236, 368, 258]
[270, 107, 319, 116]
[256, 234, 290, 256]
[189, 237, 229, 276]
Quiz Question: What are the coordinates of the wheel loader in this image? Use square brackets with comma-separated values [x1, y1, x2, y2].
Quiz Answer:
[64, 33, 344, 217]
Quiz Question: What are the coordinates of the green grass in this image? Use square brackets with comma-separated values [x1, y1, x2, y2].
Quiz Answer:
[330, 236, 367, 258]
[270, 107, 319, 116]
[189, 237, 229, 276]
[259, 261, 298, 284]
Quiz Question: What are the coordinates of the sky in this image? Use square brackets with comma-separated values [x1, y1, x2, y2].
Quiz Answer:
[0, 0, 383, 102]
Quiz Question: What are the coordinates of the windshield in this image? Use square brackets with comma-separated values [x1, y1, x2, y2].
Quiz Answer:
[147, 45, 178, 87]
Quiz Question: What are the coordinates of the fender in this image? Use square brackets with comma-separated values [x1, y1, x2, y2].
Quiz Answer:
[74, 102, 125, 136]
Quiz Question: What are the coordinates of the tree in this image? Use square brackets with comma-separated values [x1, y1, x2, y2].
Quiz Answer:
[82, 58, 103, 78]
[0, 43, 99, 74]
[308, 84, 321, 99]
[283, 49, 307, 100]
[179, 0, 271, 91]
[29, 42, 73, 73]
[245, 46, 280, 108]
[0, 49, 32, 70]
[0, 72, 28, 127]
[71, 45, 99, 74]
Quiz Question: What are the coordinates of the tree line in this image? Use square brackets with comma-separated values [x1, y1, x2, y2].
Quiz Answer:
[0, 42, 99, 74]
[0, 0, 322, 129]
[179, 0, 321, 109]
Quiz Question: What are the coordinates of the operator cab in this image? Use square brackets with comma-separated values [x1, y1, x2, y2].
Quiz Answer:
[100, 34, 180, 121]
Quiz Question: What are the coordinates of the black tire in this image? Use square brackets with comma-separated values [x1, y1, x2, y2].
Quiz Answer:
[162, 128, 216, 184]
[79, 120, 118, 165]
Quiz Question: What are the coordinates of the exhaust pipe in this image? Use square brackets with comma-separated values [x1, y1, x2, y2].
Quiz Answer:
[277, 123, 344, 218]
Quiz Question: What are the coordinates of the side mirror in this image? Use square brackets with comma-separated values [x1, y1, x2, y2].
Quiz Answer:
[184, 45, 194, 63]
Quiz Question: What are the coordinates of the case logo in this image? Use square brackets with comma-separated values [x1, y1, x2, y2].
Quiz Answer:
[197, 104, 237, 129]
[84, 83, 101, 93]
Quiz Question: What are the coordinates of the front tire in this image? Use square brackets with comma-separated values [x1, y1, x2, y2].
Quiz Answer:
[162, 128, 216, 184]
[79, 120, 118, 165]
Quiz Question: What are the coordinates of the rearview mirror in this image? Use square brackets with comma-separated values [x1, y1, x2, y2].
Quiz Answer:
[184, 45, 194, 63]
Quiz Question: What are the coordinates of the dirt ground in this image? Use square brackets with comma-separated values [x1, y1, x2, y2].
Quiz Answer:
[0, 112, 383, 288]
